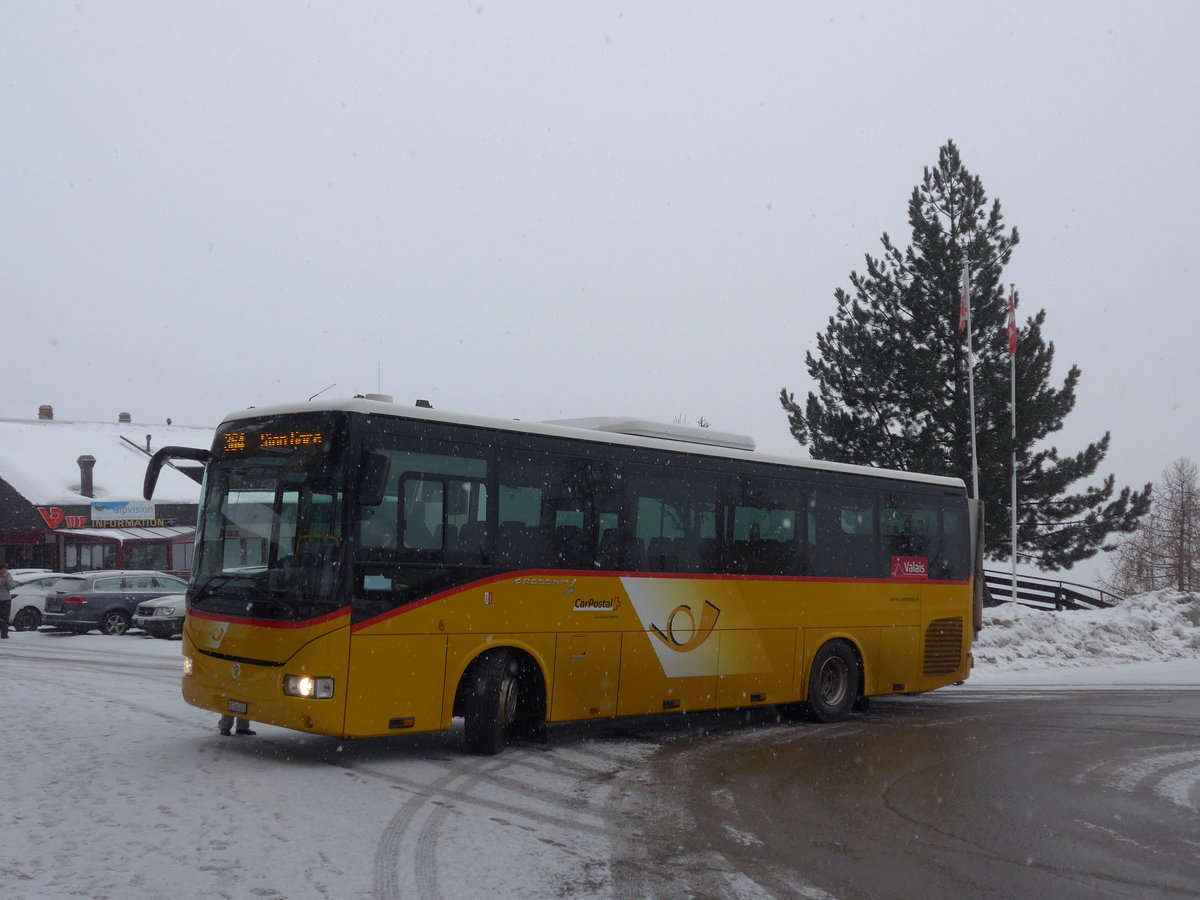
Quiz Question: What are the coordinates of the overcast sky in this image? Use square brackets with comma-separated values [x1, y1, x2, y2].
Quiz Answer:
[4, 2, 1197, 574]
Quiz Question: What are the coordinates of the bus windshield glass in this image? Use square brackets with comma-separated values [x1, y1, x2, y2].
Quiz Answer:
[190, 412, 349, 621]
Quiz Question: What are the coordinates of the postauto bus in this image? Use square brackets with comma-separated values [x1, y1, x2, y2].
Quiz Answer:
[145, 396, 984, 754]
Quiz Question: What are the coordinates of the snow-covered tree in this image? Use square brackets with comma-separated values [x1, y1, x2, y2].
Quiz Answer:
[780, 141, 1150, 569]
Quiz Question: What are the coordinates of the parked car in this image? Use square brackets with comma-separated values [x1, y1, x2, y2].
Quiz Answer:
[42, 571, 188, 636]
[7, 572, 71, 631]
[133, 593, 187, 639]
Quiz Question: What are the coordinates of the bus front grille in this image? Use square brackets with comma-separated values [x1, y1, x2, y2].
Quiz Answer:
[923, 617, 963, 675]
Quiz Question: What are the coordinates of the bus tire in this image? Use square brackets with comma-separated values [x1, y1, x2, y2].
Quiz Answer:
[463, 650, 521, 755]
[807, 640, 859, 723]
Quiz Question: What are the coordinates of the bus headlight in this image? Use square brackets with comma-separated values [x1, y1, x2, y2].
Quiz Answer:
[283, 675, 335, 699]
[183, 656, 193, 677]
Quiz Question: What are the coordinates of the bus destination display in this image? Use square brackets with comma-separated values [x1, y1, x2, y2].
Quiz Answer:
[220, 430, 327, 454]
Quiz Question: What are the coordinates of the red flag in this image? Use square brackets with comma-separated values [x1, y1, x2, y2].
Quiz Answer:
[1007, 287, 1018, 354]
[958, 264, 969, 332]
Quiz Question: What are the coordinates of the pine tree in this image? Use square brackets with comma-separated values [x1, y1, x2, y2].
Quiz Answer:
[779, 141, 1150, 570]
[1103, 458, 1200, 594]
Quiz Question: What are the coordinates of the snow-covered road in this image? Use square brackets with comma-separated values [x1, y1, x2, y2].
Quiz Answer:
[2, 590, 1197, 899]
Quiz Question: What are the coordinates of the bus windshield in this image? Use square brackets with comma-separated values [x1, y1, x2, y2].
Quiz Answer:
[190, 413, 349, 621]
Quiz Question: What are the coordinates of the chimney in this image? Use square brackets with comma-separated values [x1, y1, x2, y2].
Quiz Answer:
[78, 455, 97, 498]
[146, 434, 152, 452]
[39, 405, 54, 420]
[118, 412, 132, 423]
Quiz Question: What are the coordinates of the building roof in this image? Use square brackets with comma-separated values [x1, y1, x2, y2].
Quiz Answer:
[57, 526, 195, 543]
[0, 417, 214, 506]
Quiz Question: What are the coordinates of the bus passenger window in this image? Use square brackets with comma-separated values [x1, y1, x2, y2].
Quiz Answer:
[808, 491, 880, 578]
[730, 477, 806, 576]
[360, 501, 398, 552]
[628, 467, 719, 574]
[402, 479, 443, 550]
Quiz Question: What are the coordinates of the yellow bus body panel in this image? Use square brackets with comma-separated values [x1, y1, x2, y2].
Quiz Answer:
[182, 571, 972, 739]
[550, 632, 622, 720]
[181, 610, 351, 735]
[343, 634, 449, 736]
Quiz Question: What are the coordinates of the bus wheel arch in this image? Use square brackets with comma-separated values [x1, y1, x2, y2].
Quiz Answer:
[456, 647, 547, 755]
[807, 639, 862, 723]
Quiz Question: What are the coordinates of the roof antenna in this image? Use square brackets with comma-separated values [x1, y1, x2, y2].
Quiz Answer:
[308, 383, 336, 401]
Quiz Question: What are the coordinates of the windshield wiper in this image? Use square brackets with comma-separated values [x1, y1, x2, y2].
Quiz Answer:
[192, 573, 244, 605]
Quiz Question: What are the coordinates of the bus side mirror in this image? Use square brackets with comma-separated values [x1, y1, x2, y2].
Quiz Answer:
[144, 446, 211, 500]
[356, 453, 390, 506]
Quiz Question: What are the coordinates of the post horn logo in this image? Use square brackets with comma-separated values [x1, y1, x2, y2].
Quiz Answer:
[649, 600, 721, 653]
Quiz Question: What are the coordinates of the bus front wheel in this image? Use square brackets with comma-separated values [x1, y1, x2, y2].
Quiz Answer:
[807, 641, 860, 723]
[463, 650, 521, 755]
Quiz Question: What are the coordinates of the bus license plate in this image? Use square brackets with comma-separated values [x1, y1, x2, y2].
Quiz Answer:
[227, 700, 249, 715]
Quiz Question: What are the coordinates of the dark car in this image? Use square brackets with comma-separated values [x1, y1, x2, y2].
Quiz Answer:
[42, 571, 189, 636]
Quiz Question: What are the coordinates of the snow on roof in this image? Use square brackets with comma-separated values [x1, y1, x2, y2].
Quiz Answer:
[0, 417, 215, 506]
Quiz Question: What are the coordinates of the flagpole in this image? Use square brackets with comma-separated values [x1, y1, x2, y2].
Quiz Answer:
[961, 261, 980, 499]
[1009, 285, 1018, 604]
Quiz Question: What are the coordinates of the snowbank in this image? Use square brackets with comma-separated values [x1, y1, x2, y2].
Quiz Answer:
[974, 589, 1200, 672]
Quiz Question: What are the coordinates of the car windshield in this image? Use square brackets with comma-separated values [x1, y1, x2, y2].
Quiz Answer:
[190, 451, 348, 621]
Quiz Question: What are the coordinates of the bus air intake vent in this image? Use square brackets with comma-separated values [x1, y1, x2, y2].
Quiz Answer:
[923, 617, 963, 675]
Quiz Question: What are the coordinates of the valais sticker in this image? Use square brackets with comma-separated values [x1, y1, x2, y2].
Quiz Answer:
[891, 556, 929, 579]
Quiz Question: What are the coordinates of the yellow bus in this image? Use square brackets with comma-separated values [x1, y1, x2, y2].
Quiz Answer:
[145, 396, 983, 754]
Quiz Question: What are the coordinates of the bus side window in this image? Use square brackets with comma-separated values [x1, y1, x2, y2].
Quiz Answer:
[498, 453, 598, 569]
[447, 479, 488, 563]
[402, 478, 444, 550]
[360, 500, 399, 552]
[729, 477, 806, 576]
[628, 467, 719, 574]
[809, 490, 880, 578]
[883, 493, 968, 580]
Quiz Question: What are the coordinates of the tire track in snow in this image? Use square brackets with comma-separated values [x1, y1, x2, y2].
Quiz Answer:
[361, 738, 661, 900]
[372, 761, 494, 900]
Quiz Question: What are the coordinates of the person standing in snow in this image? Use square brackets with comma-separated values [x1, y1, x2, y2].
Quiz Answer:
[218, 714, 256, 736]
[0, 563, 14, 639]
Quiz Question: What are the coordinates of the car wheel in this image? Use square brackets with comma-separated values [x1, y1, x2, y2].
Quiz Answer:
[12, 607, 42, 631]
[99, 611, 130, 636]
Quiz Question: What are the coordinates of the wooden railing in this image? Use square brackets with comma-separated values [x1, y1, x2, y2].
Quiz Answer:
[982, 569, 1123, 611]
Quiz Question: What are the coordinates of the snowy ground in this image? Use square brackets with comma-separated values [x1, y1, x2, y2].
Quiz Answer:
[0, 589, 1197, 900]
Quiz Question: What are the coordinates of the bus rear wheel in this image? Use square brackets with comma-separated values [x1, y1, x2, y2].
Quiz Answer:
[807, 640, 860, 723]
[463, 650, 521, 755]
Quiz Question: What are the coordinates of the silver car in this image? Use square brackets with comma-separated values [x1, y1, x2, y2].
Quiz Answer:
[133, 593, 188, 639]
